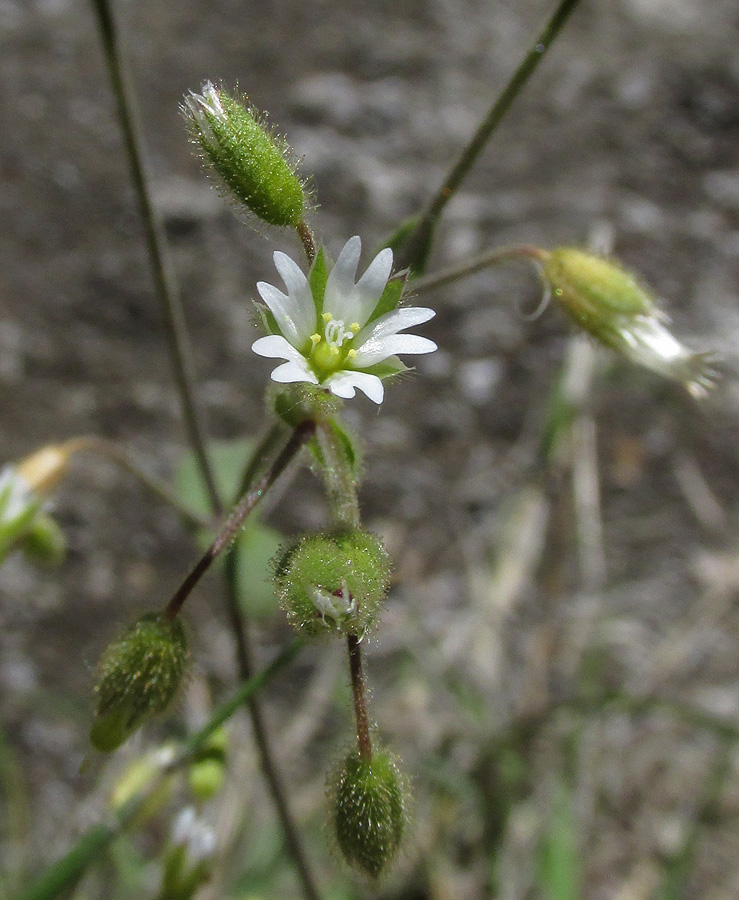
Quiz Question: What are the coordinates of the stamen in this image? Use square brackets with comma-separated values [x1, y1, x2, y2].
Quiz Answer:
[310, 333, 321, 345]
[322, 312, 333, 322]
[350, 322, 360, 333]
[347, 349, 358, 359]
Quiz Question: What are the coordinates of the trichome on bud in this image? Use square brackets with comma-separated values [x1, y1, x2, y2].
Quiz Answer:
[329, 747, 407, 878]
[90, 613, 189, 752]
[183, 81, 307, 228]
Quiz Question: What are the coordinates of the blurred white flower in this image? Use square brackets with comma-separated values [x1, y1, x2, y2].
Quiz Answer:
[252, 236, 436, 403]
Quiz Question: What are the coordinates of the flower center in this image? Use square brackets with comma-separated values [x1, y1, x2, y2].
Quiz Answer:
[308, 313, 360, 377]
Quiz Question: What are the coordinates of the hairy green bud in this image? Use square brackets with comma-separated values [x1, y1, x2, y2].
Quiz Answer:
[183, 82, 306, 227]
[544, 247, 716, 398]
[330, 748, 407, 878]
[90, 614, 189, 753]
[274, 531, 390, 638]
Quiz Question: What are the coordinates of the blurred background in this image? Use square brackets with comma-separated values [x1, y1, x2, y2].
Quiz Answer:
[2, 0, 739, 897]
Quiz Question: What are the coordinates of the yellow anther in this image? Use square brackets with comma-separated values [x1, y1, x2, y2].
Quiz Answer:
[330, 346, 340, 356]
[310, 333, 321, 345]
[350, 322, 360, 333]
[322, 312, 333, 322]
[347, 349, 358, 359]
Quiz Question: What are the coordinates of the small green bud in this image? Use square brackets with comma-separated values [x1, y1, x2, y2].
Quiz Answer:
[274, 532, 390, 638]
[188, 728, 228, 802]
[544, 247, 716, 397]
[90, 614, 189, 753]
[183, 82, 306, 227]
[330, 748, 407, 878]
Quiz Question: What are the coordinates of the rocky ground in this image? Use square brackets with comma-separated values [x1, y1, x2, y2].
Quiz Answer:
[2, 0, 739, 897]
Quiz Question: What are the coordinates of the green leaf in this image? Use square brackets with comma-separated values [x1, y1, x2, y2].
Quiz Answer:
[175, 439, 255, 517]
[536, 778, 581, 900]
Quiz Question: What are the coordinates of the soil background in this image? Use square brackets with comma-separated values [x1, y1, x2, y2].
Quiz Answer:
[3, 0, 739, 898]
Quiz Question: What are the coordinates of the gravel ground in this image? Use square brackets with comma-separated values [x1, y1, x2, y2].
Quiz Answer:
[2, 0, 739, 897]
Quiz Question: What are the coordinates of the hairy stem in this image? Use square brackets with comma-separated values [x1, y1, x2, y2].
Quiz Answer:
[89, 0, 221, 513]
[164, 420, 315, 621]
[223, 424, 323, 900]
[296, 219, 317, 265]
[348, 634, 372, 760]
[397, 0, 583, 273]
[410, 244, 547, 294]
[315, 421, 360, 532]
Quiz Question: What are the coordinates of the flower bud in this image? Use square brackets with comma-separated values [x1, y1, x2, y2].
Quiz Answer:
[0, 466, 41, 560]
[274, 532, 390, 638]
[183, 82, 306, 227]
[543, 247, 716, 398]
[330, 748, 407, 878]
[90, 614, 189, 753]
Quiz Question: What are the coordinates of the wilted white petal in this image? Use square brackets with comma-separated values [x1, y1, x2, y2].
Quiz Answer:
[353, 333, 437, 367]
[353, 306, 435, 348]
[270, 361, 318, 384]
[256, 282, 307, 348]
[325, 371, 385, 404]
[272, 251, 317, 343]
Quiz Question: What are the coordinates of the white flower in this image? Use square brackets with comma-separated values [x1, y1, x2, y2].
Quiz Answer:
[252, 236, 437, 404]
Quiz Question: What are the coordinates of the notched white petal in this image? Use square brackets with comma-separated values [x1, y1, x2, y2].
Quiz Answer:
[270, 361, 318, 384]
[326, 371, 384, 404]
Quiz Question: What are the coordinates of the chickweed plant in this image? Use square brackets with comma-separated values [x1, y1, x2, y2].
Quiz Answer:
[4, 0, 729, 898]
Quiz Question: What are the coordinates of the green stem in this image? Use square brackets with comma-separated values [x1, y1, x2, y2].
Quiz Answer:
[13, 640, 304, 900]
[410, 244, 547, 295]
[164, 420, 315, 621]
[89, 0, 222, 514]
[61, 437, 211, 531]
[396, 0, 584, 273]
[315, 421, 360, 532]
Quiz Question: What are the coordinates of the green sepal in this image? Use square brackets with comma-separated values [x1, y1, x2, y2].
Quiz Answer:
[307, 418, 361, 476]
[309, 247, 328, 319]
[365, 273, 406, 325]
[361, 356, 408, 380]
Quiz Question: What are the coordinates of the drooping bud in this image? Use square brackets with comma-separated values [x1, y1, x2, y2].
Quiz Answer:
[329, 748, 407, 878]
[0, 465, 42, 560]
[543, 247, 717, 398]
[90, 614, 189, 753]
[16, 443, 74, 495]
[274, 531, 390, 638]
[182, 82, 307, 227]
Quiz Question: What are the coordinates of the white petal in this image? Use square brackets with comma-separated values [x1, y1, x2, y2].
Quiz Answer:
[325, 371, 384, 404]
[353, 333, 437, 367]
[270, 361, 319, 384]
[272, 252, 316, 343]
[353, 306, 435, 348]
[353, 247, 393, 322]
[323, 236, 364, 325]
[252, 334, 304, 361]
[256, 282, 306, 348]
